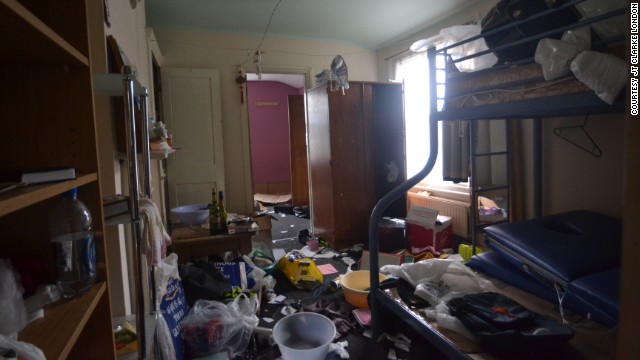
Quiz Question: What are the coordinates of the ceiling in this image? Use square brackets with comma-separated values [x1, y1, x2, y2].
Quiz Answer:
[145, 0, 483, 51]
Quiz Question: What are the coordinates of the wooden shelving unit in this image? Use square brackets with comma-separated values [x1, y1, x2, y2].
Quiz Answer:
[0, 0, 88, 66]
[0, 0, 115, 358]
[0, 174, 97, 217]
[19, 283, 107, 358]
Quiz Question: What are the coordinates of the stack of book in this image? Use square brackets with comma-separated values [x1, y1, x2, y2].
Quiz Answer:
[0, 167, 76, 193]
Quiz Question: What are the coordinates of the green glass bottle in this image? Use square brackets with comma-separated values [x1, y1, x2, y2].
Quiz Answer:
[218, 190, 228, 234]
[209, 187, 222, 235]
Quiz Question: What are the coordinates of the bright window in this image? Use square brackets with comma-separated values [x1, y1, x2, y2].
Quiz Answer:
[392, 51, 443, 184]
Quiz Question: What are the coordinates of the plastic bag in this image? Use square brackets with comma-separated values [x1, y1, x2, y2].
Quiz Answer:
[0, 334, 45, 360]
[114, 321, 138, 357]
[155, 253, 189, 360]
[154, 311, 176, 360]
[535, 27, 591, 81]
[570, 51, 627, 104]
[183, 294, 259, 358]
[178, 261, 232, 307]
[0, 259, 28, 336]
[411, 24, 498, 72]
[575, 0, 626, 40]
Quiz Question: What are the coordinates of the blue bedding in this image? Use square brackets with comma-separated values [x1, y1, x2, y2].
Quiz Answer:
[482, 210, 621, 286]
[473, 211, 621, 328]
[467, 251, 619, 328]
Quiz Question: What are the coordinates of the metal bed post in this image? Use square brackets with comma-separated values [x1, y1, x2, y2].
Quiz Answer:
[369, 46, 440, 339]
[469, 122, 478, 253]
[123, 66, 147, 359]
[140, 89, 152, 199]
[139, 88, 160, 348]
[534, 118, 542, 218]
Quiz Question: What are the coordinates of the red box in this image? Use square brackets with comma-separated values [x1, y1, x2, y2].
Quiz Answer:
[406, 215, 453, 252]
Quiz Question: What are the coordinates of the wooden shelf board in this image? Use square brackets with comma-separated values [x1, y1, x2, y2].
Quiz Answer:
[0, 0, 88, 66]
[19, 282, 107, 360]
[0, 173, 98, 217]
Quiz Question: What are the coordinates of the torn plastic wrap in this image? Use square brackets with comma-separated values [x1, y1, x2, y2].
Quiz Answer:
[570, 51, 627, 105]
[182, 295, 258, 358]
[411, 24, 498, 72]
[575, 0, 626, 40]
[535, 26, 626, 105]
[0, 259, 45, 360]
[381, 260, 494, 343]
[534, 27, 591, 81]
[0, 259, 27, 336]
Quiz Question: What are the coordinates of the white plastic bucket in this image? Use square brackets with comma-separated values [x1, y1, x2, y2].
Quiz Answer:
[272, 312, 336, 360]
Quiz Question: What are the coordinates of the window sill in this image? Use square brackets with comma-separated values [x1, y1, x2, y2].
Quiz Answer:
[411, 182, 470, 203]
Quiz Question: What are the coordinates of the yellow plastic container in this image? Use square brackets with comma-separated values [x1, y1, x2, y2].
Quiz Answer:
[458, 244, 483, 262]
[276, 250, 324, 289]
[339, 270, 388, 308]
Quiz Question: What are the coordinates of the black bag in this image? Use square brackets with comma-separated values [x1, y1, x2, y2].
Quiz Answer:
[481, 0, 582, 64]
[448, 292, 574, 352]
[178, 261, 232, 307]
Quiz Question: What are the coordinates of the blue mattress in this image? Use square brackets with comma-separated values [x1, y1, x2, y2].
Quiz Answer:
[568, 269, 619, 326]
[467, 251, 619, 328]
[467, 251, 562, 304]
[482, 210, 621, 286]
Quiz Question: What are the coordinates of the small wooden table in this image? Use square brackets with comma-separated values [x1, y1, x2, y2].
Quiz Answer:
[170, 225, 254, 263]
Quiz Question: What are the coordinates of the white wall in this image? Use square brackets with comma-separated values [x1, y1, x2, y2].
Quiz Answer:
[541, 114, 625, 217]
[105, 1, 152, 89]
[152, 29, 378, 213]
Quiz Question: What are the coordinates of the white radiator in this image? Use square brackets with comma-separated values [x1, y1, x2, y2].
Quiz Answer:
[407, 192, 470, 238]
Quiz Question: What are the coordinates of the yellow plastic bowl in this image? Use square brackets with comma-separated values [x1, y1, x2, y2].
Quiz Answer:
[339, 270, 388, 308]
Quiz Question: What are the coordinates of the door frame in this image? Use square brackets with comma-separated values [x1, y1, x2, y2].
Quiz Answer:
[239, 66, 313, 215]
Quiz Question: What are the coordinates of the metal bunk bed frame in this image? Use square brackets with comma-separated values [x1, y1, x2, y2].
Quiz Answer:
[367, 1, 626, 358]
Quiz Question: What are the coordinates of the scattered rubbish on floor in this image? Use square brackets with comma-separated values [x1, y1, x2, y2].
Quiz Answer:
[280, 305, 297, 316]
[330, 341, 350, 359]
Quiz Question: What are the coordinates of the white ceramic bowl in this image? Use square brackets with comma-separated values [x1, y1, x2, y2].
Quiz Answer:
[170, 204, 209, 225]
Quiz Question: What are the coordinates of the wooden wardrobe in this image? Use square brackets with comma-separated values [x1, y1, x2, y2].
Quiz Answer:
[307, 81, 406, 250]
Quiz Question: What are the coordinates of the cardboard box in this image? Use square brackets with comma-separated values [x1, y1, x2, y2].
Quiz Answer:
[406, 215, 453, 252]
[253, 214, 274, 231]
[359, 250, 404, 271]
[227, 222, 258, 234]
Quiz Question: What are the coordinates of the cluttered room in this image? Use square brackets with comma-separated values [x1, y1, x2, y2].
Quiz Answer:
[0, 1, 636, 360]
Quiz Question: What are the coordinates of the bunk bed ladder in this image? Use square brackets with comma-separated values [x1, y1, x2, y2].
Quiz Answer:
[469, 119, 511, 253]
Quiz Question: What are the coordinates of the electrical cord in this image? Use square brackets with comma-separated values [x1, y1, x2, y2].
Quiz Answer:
[256, 0, 283, 53]
[553, 282, 617, 335]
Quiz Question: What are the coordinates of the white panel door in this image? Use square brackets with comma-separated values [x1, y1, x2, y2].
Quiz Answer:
[162, 68, 225, 211]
